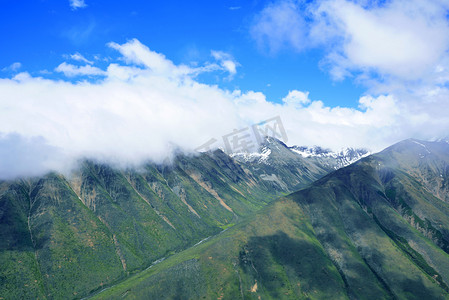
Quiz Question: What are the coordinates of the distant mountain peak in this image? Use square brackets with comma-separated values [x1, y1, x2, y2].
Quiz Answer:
[290, 145, 370, 169]
[229, 135, 370, 170]
[230, 146, 272, 164]
[436, 135, 449, 144]
[289, 145, 336, 158]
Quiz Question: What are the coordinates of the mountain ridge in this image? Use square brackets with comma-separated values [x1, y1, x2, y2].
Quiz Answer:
[92, 138, 449, 300]
[3, 137, 449, 299]
[0, 137, 340, 299]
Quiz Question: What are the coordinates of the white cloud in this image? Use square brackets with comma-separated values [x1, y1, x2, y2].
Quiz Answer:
[211, 50, 239, 78]
[0, 133, 65, 180]
[55, 62, 106, 77]
[250, 1, 307, 54]
[68, 52, 93, 64]
[1, 39, 449, 179]
[2, 62, 21, 72]
[247, 0, 449, 150]
[313, 0, 449, 81]
[108, 39, 232, 79]
[282, 90, 311, 107]
[39, 69, 52, 75]
[251, 0, 449, 82]
[108, 39, 182, 76]
[69, 0, 87, 10]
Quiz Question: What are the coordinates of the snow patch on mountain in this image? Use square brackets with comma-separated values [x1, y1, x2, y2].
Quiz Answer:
[230, 146, 271, 163]
[290, 146, 338, 158]
[411, 140, 431, 154]
[436, 136, 449, 145]
[230, 138, 370, 169]
[290, 145, 370, 169]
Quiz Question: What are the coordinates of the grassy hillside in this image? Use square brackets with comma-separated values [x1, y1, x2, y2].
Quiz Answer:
[94, 139, 449, 299]
[92, 198, 349, 300]
[0, 144, 331, 299]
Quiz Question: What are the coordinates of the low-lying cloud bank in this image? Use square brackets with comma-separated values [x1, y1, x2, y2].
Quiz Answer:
[0, 37, 448, 179]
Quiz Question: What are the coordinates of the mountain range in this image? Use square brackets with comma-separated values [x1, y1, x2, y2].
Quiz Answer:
[1, 137, 449, 299]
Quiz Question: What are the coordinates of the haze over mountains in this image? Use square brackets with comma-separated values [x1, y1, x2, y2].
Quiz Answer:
[2, 137, 449, 299]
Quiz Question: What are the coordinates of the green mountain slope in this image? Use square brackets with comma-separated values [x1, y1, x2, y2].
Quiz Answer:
[94, 139, 449, 300]
[0, 175, 123, 299]
[0, 141, 333, 299]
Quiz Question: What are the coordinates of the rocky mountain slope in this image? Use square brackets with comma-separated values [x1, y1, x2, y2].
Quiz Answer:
[231, 137, 368, 192]
[0, 138, 341, 299]
[289, 145, 370, 169]
[94, 138, 449, 300]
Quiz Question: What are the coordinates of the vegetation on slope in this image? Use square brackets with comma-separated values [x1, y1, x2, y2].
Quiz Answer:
[93, 139, 449, 300]
[0, 144, 331, 299]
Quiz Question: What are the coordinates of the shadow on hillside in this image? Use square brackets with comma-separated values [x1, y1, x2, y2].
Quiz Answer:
[239, 231, 344, 298]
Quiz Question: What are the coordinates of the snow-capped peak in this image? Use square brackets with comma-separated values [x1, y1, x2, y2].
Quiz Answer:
[230, 146, 272, 164]
[290, 145, 370, 168]
[229, 136, 370, 169]
[290, 146, 337, 158]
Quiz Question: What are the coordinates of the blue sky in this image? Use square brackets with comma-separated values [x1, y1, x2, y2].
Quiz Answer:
[0, 0, 365, 106]
[2, 0, 449, 179]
